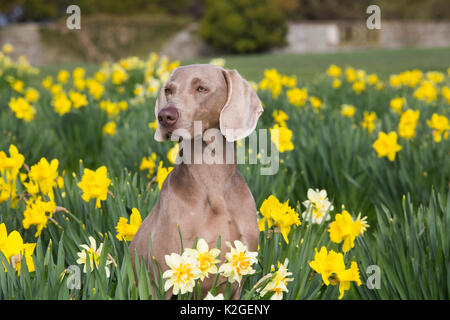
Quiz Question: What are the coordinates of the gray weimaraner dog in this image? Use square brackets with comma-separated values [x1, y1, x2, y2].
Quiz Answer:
[129, 64, 263, 299]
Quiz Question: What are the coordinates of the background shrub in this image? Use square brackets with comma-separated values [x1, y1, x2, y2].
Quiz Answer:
[199, 0, 287, 53]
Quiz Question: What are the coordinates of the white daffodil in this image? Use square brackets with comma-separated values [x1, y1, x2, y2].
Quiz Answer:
[302, 188, 334, 224]
[258, 258, 293, 300]
[184, 238, 221, 281]
[163, 251, 202, 295]
[218, 240, 258, 285]
[209, 58, 226, 68]
[204, 291, 224, 300]
[76, 236, 112, 277]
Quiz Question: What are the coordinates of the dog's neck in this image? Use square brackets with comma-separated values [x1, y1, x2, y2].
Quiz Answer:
[176, 135, 237, 183]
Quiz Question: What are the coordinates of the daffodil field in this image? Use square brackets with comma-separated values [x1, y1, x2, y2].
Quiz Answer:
[0, 44, 449, 300]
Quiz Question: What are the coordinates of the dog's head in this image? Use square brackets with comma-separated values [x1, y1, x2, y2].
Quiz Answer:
[154, 64, 263, 142]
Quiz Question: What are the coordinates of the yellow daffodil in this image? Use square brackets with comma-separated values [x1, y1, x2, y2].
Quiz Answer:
[286, 87, 308, 107]
[140, 153, 157, 177]
[11, 79, 25, 93]
[341, 104, 356, 117]
[326, 64, 342, 78]
[355, 69, 366, 81]
[73, 78, 85, 91]
[24, 87, 40, 103]
[427, 113, 450, 143]
[41, 76, 53, 89]
[148, 120, 158, 130]
[309, 246, 345, 286]
[272, 110, 289, 126]
[259, 195, 301, 243]
[115, 208, 142, 241]
[367, 73, 379, 85]
[86, 79, 104, 100]
[389, 74, 401, 88]
[270, 124, 294, 153]
[258, 195, 280, 230]
[309, 246, 361, 299]
[28, 158, 59, 200]
[0, 146, 21, 203]
[413, 81, 438, 103]
[345, 67, 356, 83]
[352, 81, 365, 94]
[0, 223, 36, 274]
[50, 84, 63, 96]
[259, 69, 283, 99]
[337, 261, 361, 299]
[112, 67, 129, 85]
[375, 81, 385, 90]
[69, 91, 88, 109]
[117, 100, 128, 111]
[328, 210, 362, 252]
[0, 145, 24, 206]
[398, 109, 420, 139]
[426, 71, 444, 84]
[167, 144, 179, 165]
[102, 121, 116, 136]
[0, 178, 14, 203]
[78, 166, 111, 208]
[8, 96, 36, 122]
[403, 69, 422, 87]
[390, 70, 422, 88]
[280, 75, 297, 88]
[389, 97, 405, 114]
[361, 111, 377, 134]
[57, 70, 70, 83]
[99, 100, 120, 118]
[309, 96, 322, 112]
[52, 92, 72, 116]
[0, 144, 24, 176]
[72, 67, 85, 80]
[332, 79, 342, 89]
[22, 197, 56, 237]
[94, 71, 107, 83]
[442, 86, 450, 104]
[373, 131, 402, 161]
[155, 161, 173, 191]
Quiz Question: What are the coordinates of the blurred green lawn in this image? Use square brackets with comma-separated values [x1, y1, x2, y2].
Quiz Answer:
[185, 46, 450, 82]
[40, 46, 450, 83]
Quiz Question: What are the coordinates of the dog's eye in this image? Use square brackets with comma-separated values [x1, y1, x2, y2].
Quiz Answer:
[197, 86, 208, 93]
[164, 88, 172, 95]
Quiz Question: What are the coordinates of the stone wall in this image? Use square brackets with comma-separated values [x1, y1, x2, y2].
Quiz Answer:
[0, 23, 45, 65]
[1, 20, 450, 64]
[275, 21, 450, 54]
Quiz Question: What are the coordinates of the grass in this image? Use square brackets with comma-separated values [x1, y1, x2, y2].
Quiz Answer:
[1, 47, 449, 300]
[185, 46, 450, 82]
[39, 46, 450, 84]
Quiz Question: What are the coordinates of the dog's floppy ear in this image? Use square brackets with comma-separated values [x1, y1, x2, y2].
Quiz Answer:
[154, 86, 167, 142]
[220, 69, 263, 142]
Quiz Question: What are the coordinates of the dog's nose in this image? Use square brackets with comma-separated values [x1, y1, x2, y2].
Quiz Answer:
[158, 106, 179, 127]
